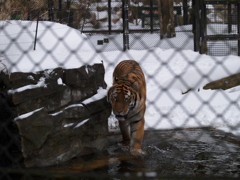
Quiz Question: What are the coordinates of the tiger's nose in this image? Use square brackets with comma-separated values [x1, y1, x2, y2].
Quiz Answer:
[115, 110, 123, 115]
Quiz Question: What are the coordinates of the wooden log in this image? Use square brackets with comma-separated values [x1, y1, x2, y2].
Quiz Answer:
[203, 72, 240, 90]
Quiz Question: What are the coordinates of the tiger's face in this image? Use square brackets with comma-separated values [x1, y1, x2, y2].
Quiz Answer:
[107, 85, 136, 121]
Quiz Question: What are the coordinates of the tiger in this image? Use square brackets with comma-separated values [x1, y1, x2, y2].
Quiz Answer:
[107, 60, 146, 156]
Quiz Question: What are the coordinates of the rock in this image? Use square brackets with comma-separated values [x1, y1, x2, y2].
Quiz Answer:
[63, 64, 106, 89]
[16, 97, 111, 167]
[0, 72, 39, 89]
[16, 85, 71, 115]
[10, 84, 58, 105]
[195, 152, 213, 160]
[15, 108, 52, 156]
[0, 92, 22, 167]
[0, 63, 111, 167]
[0, 67, 63, 90]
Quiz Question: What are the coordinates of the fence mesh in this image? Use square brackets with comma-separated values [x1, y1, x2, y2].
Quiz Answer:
[1, 0, 240, 179]
[205, 3, 239, 56]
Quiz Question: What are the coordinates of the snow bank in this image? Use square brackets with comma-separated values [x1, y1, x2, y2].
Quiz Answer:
[103, 48, 240, 135]
[2, 20, 240, 136]
[0, 20, 102, 73]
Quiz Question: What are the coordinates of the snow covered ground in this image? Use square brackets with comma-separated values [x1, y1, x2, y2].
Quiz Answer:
[1, 20, 240, 136]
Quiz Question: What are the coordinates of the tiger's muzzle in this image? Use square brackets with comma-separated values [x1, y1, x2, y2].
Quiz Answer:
[114, 110, 128, 121]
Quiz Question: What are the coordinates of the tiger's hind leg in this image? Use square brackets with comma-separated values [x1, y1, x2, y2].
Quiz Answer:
[119, 120, 130, 145]
[130, 117, 145, 156]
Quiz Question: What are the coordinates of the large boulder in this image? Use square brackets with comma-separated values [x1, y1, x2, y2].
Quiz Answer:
[0, 63, 111, 167]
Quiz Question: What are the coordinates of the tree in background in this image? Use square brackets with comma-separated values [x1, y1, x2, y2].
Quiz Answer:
[130, 0, 175, 39]
[0, 0, 50, 20]
[157, 0, 175, 39]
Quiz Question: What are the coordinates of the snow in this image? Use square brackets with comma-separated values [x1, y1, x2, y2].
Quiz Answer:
[87, 28, 193, 51]
[82, 87, 107, 104]
[2, 20, 240, 136]
[50, 111, 63, 116]
[64, 104, 83, 110]
[85, 65, 89, 74]
[57, 78, 63, 85]
[0, 20, 102, 72]
[63, 123, 74, 128]
[8, 77, 47, 94]
[14, 107, 44, 121]
[74, 119, 89, 128]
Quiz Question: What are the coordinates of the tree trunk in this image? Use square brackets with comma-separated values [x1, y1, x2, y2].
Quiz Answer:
[157, 0, 164, 39]
[157, 0, 175, 39]
[167, 0, 176, 38]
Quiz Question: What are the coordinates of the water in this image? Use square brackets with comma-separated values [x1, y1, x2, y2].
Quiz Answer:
[49, 128, 240, 179]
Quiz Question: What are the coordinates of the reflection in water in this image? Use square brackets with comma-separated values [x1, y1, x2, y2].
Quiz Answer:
[49, 128, 240, 178]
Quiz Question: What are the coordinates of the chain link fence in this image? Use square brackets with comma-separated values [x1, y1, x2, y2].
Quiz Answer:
[205, 3, 239, 56]
[199, 1, 240, 56]
[1, 0, 240, 179]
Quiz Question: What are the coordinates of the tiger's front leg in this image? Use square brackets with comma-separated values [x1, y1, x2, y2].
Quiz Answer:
[119, 120, 131, 145]
[130, 117, 145, 156]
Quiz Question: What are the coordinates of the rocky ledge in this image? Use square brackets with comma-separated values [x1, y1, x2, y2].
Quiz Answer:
[0, 63, 111, 167]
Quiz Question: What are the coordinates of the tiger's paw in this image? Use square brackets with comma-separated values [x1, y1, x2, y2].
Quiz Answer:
[130, 149, 145, 157]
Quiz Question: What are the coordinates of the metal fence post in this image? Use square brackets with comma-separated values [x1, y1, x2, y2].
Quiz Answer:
[34, 13, 39, 51]
[183, 0, 188, 25]
[150, 0, 153, 33]
[238, 3, 240, 56]
[67, 0, 70, 26]
[123, 0, 129, 51]
[48, 0, 54, 21]
[228, 4, 232, 33]
[108, 0, 112, 34]
[193, 0, 200, 52]
[157, 0, 163, 39]
[200, 0, 207, 54]
[58, 0, 62, 23]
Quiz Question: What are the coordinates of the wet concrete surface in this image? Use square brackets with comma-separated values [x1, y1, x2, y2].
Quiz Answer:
[49, 128, 240, 178]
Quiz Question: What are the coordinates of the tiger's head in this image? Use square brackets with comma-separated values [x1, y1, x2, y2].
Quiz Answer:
[107, 82, 139, 121]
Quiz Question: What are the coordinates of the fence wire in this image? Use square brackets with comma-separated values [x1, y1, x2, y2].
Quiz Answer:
[205, 4, 239, 56]
[1, 0, 240, 180]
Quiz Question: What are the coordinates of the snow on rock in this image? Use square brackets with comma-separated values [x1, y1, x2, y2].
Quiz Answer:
[82, 87, 107, 104]
[8, 77, 47, 94]
[63, 123, 74, 128]
[74, 119, 89, 128]
[64, 103, 83, 110]
[57, 78, 63, 85]
[50, 111, 63, 116]
[14, 107, 44, 121]
[0, 57, 111, 167]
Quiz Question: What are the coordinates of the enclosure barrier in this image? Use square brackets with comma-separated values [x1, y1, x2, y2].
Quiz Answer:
[1, 0, 240, 180]
[193, 0, 240, 56]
